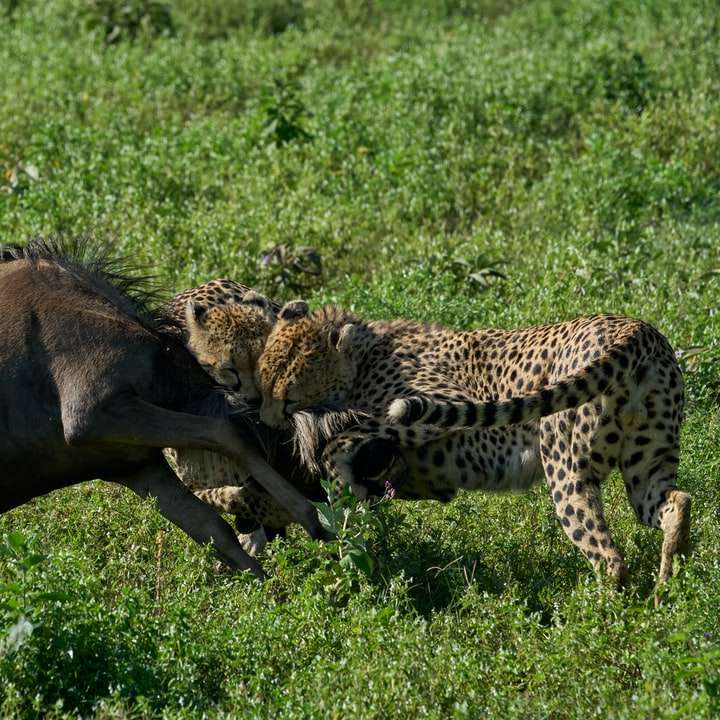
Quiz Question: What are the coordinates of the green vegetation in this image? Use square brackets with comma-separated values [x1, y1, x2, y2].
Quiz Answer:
[2, 0, 720, 716]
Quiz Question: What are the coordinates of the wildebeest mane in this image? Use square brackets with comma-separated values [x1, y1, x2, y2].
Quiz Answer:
[0, 235, 242, 424]
[291, 404, 371, 476]
[0, 235, 164, 333]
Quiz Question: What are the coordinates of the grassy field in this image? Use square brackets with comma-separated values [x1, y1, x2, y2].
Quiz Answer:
[2, 0, 720, 716]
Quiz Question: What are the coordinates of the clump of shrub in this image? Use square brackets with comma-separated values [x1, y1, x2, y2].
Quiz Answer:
[261, 77, 314, 148]
[575, 44, 657, 114]
[81, 0, 174, 44]
[269, 480, 389, 604]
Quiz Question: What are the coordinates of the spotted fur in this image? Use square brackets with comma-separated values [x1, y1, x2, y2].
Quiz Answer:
[184, 291, 276, 397]
[162, 280, 289, 551]
[256, 304, 690, 591]
[165, 278, 279, 324]
[386, 329, 646, 432]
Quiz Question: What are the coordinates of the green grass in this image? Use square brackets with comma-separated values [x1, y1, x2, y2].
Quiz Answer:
[2, 0, 720, 716]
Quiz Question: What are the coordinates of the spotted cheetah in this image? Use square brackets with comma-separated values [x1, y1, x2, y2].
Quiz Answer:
[255, 303, 690, 590]
[165, 282, 367, 554]
[183, 291, 276, 396]
[162, 279, 292, 551]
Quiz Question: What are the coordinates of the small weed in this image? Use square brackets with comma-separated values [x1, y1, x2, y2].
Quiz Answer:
[315, 479, 383, 578]
[259, 243, 323, 294]
[283, 480, 389, 603]
[425, 248, 507, 291]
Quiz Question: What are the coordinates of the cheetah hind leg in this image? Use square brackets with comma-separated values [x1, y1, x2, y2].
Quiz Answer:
[622, 457, 691, 604]
[642, 486, 691, 608]
[658, 490, 691, 582]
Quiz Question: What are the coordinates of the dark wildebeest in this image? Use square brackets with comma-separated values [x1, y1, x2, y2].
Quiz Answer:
[0, 238, 331, 577]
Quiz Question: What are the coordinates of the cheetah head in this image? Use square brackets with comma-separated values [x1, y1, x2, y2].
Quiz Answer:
[184, 290, 275, 400]
[256, 302, 359, 428]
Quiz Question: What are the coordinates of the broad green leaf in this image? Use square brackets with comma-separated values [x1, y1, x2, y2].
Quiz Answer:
[0, 582, 22, 596]
[348, 549, 374, 576]
[314, 502, 337, 533]
[5, 531, 26, 554]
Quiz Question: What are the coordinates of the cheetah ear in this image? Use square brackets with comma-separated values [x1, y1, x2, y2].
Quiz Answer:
[185, 300, 208, 332]
[278, 299, 309, 321]
[242, 290, 276, 322]
[331, 323, 356, 353]
[242, 290, 270, 308]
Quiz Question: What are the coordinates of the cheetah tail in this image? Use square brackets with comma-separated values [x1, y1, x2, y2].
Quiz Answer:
[386, 345, 634, 431]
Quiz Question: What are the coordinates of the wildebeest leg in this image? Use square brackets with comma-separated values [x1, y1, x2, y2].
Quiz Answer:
[115, 459, 265, 578]
[64, 396, 333, 541]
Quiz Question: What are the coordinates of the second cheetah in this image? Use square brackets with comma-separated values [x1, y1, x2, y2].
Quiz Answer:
[254, 303, 690, 590]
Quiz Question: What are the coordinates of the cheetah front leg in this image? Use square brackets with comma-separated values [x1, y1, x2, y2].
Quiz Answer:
[540, 414, 628, 586]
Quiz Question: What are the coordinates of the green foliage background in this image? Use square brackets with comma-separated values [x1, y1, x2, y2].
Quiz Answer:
[1, 0, 719, 717]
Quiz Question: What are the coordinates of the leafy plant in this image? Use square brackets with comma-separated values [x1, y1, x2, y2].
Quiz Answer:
[259, 243, 323, 294]
[315, 479, 382, 578]
[425, 249, 507, 291]
[1, 161, 39, 197]
[1, 0, 20, 20]
[676, 343, 720, 372]
[598, 48, 655, 114]
[173, 0, 305, 40]
[260, 78, 314, 147]
[299, 479, 392, 603]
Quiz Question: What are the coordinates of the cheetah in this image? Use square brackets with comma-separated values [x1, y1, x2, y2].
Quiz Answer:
[255, 303, 691, 590]
[165, 282, 364, 554]
[183, 290, 276, 397]
[162, 280, 292, 551]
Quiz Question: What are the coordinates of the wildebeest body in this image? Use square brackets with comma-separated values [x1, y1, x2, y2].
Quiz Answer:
[0, 239, 330, 576]
[1, 257, 168, 506]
